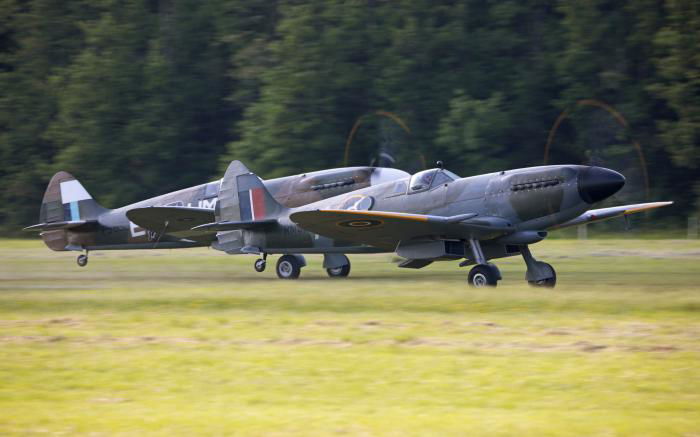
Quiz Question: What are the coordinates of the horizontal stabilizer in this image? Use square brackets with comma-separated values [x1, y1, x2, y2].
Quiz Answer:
[23, 220, 97, 232]
[126, 206, 215, 236]
[192, 218, 278, 232]
[550, 201, 673, 230]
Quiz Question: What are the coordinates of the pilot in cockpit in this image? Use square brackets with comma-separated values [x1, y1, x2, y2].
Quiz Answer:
[409, 165, 460, 193]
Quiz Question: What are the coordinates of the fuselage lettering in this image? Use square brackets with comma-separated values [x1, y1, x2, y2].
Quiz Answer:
[129, 221, 146, 238]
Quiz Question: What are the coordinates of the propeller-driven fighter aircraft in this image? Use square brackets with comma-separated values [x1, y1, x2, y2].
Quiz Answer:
[26, 160, 671, 287]
[25, 164, 408, 261]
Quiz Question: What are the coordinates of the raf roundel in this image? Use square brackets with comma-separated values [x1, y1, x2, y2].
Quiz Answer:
[337, 219, 383, 228]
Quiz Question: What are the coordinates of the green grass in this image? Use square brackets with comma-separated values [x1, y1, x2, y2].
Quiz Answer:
[1, 239, 699, 436]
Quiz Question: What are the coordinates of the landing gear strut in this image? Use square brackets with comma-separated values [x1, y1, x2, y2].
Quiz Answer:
[76, 251, 88, 267]
[520, 245, 556, 288]
[466, 239, 501, 288]
[254, 253, 267, 272]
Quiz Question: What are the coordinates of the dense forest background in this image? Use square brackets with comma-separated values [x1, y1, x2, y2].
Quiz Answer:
[1, 0, 698, 234]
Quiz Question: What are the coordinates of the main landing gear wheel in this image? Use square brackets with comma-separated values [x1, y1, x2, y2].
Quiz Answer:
[254, 258, 266, 272]
[76, 254, 88, 267]
[468, 264, 500, 288]
[527, 262, 556, 288]
[326, 263, 351, 278]
[276, 255, 302, 279]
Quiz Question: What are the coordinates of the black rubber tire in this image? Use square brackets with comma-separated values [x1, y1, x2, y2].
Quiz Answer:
[276, 255, 301, 279]
[527, 263, 556, 288]
[326, 263, 351, 278]
[77, 254, 88, 267]
[254, 258, 266, 273]
[468, 264, 499, 288]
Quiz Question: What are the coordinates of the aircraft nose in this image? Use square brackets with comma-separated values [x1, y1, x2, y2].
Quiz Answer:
[578, 166, 625, 204]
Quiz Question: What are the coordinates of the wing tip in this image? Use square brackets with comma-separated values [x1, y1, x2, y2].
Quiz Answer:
[624, 201, 674, 214]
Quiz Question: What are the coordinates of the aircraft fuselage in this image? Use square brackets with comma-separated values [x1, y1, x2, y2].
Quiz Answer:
[242, 164, 612, 258]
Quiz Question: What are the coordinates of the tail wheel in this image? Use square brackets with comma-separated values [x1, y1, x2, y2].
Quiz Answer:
[77, 254, 88, 267]
[326, 263, 351, 278]
[276, 255, 301, 279]
[468, 264, 499, 288]
[254, 258, 266, 272]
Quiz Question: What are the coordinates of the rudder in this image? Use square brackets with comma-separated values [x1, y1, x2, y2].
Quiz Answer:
[40, 171, 107, 223]
[214, 160, 286, 254]
[29, 172, 108, 251]
[236, 173, 286, 221]
[217, 161, 286, 223]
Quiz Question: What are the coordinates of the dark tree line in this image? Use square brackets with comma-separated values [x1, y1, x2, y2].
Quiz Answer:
[1, 0, 698, 233]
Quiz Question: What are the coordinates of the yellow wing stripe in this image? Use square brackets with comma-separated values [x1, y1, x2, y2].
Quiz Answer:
[320, 209, 429, 222]
[624, 201, 673, 214]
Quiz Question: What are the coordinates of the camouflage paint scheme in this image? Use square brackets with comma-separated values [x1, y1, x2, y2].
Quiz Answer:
[28, 166, 409, 251]
[191, 160, 669, 286]
[27, 160, 671, 286]
[217, 164, 600, 256]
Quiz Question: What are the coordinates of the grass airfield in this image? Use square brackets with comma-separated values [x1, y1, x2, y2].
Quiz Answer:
[1, 238, 699, 436]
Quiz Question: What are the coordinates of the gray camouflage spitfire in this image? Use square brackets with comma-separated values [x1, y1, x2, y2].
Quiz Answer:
[26, 160, 671, 287]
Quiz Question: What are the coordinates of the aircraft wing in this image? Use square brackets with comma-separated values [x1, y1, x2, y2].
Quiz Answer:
[289, 209, 510, 250]
[549, 201, 673, 230]
[126, 206, 216, 238]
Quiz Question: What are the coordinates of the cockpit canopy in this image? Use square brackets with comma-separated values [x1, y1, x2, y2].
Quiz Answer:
[408, 168, 460, 193]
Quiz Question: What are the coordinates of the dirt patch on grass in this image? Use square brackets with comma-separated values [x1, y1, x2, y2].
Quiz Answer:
[545, 330, 573, 335]
[0, 317, 83, 327]
[91, 397, 131, 403]
[0, 334, 690, 353]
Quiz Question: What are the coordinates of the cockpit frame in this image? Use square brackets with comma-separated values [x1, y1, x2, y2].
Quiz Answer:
[408, 168, 459, 194]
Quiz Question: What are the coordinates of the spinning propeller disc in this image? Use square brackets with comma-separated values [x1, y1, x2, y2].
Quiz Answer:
[544, 99, 650, 205]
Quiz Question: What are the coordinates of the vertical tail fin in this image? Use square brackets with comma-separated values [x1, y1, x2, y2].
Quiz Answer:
[217, 161, 287, 223]
[39, 171, 107, 223]
[213, 160, 286, 254]
[26, 171, 108, 251]
[236, 173, 286, 221]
